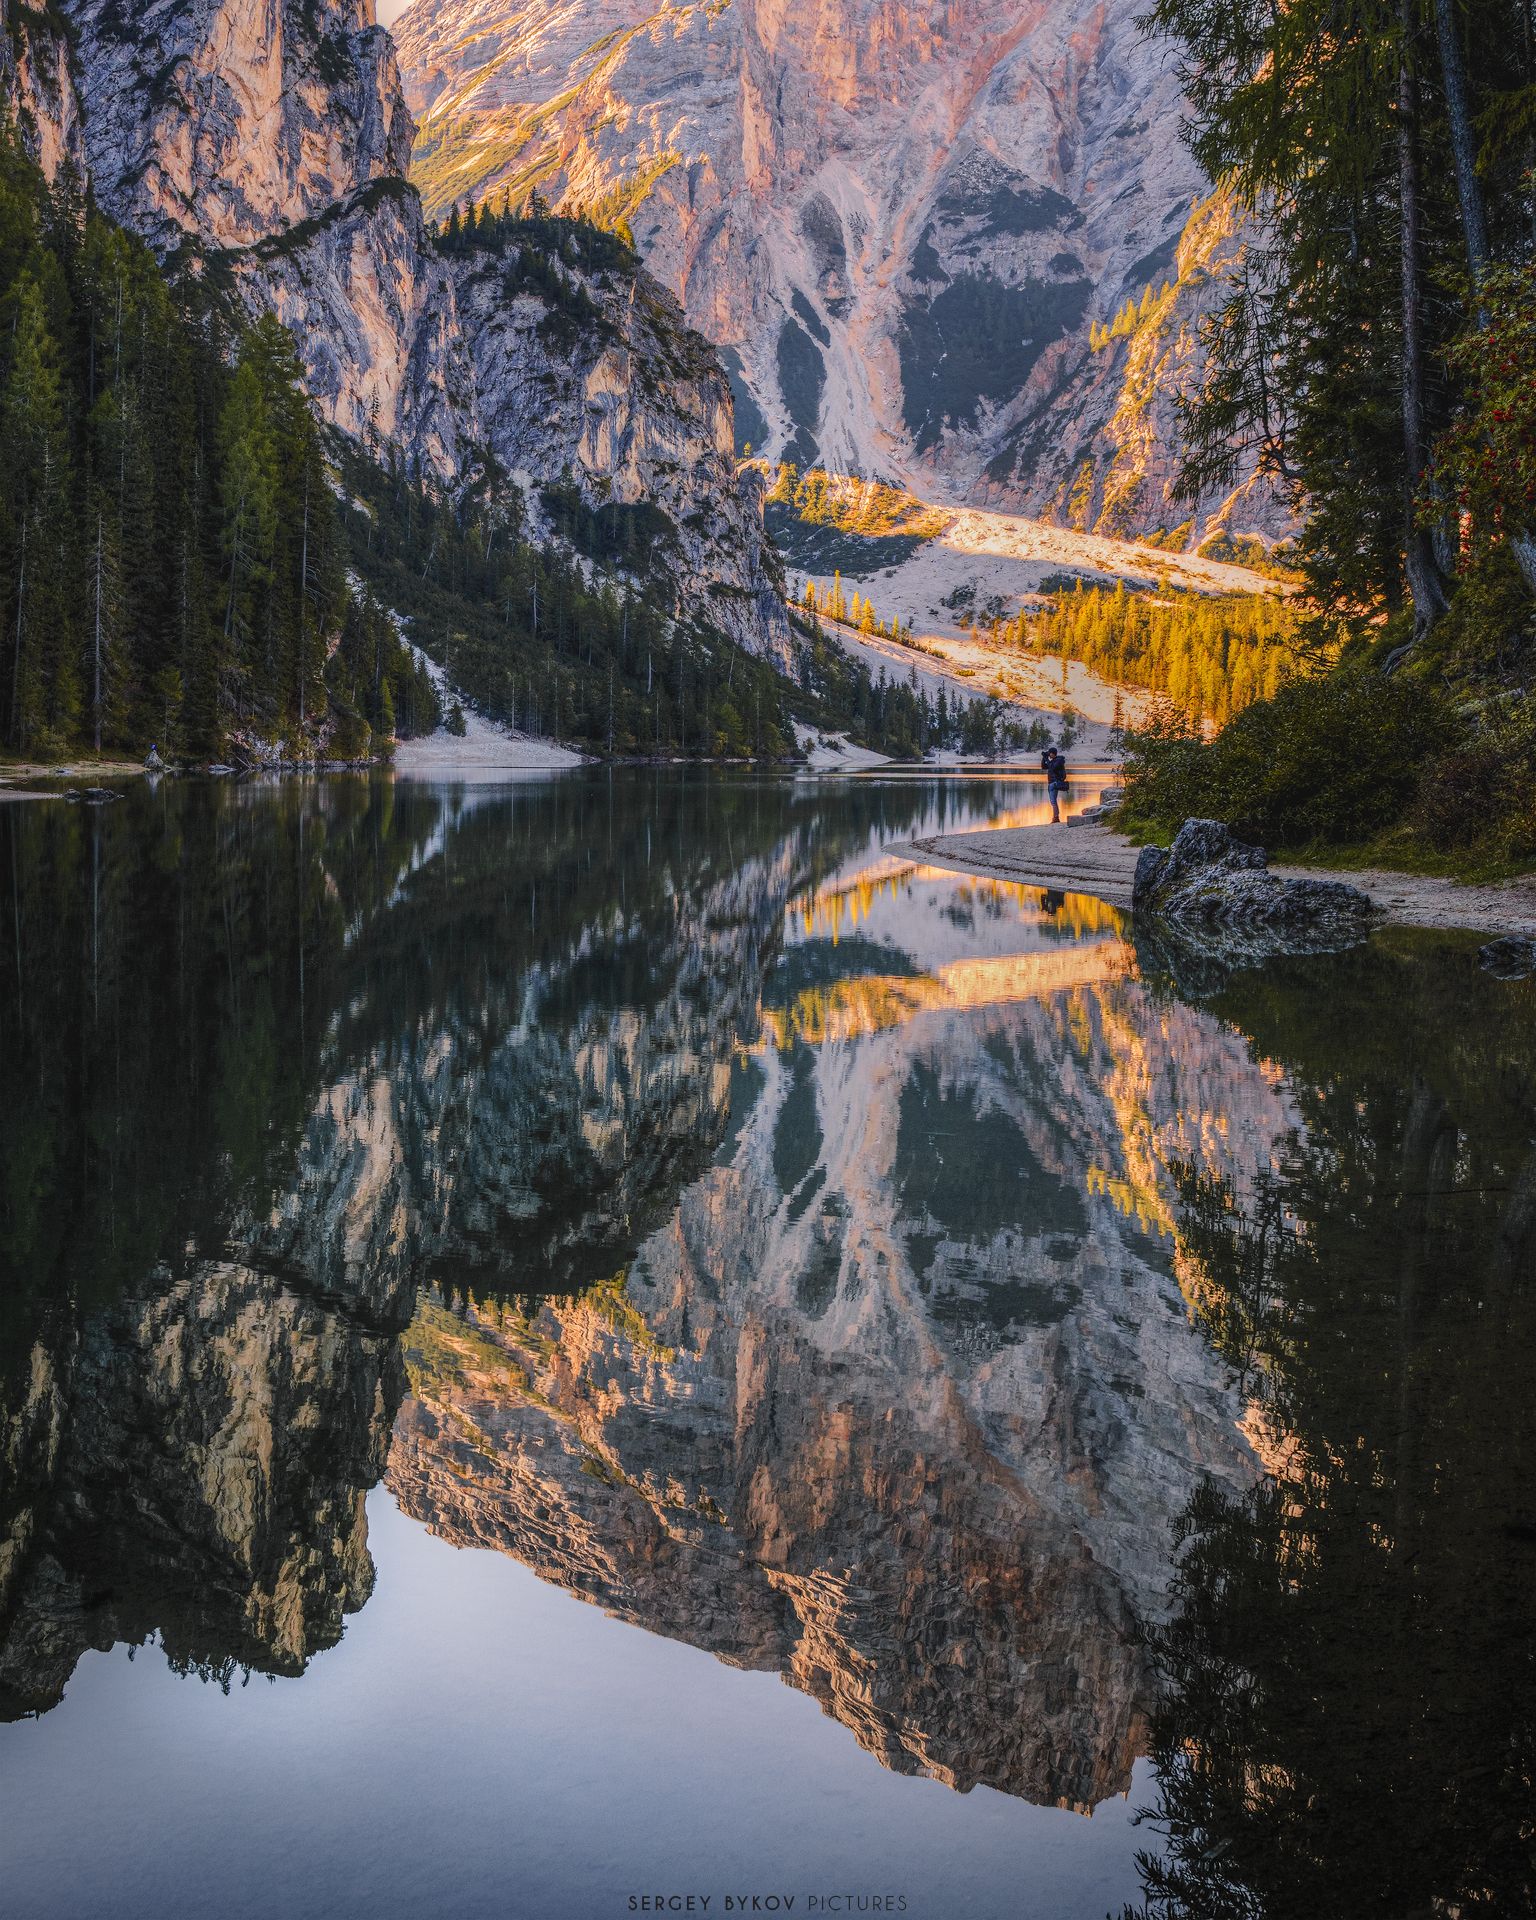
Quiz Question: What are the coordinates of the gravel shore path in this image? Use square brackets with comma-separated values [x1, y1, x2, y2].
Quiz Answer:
[901, 822, 1536, 938]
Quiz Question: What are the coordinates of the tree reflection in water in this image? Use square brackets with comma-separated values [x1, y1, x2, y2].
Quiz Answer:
[4, 778, 1532, 1915]
[0, 772, 1019, 1717]
[1126, 938, 1536, 1920]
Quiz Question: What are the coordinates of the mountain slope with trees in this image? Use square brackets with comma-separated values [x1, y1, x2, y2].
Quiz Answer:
[1120, 0, 1536, 868]
[0, 0, 791, 687]
[0, 133, 436, 759]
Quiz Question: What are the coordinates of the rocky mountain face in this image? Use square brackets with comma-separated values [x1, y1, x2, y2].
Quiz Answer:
[0, 0, 85, 180]
[0, 0, 786, 655]
[445, 219, 790, 659]
[391, 0, 1280, 540]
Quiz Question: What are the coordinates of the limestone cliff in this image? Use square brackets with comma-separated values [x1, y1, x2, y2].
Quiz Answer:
[391, 0, 1277, 537]
[1, 0, 786, 654]
[448, 219, 789, 658]
[0, 0, 86, 180]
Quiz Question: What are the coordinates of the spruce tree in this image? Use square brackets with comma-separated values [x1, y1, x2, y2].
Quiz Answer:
[2, 272, 77, 752]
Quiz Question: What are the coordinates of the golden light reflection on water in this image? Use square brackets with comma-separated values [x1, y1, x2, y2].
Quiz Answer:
[791, 862, 1128, 945]
[758, 944, 1138, 1050]
[1085, 1166, 1172, 1238]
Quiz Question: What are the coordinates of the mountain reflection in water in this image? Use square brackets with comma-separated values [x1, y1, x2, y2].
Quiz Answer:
[0, 773, 1531, 1920]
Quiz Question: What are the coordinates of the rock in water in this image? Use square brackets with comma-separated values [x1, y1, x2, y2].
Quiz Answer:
[1132, 819, 1375, 950]
[1478, 937, 1536, 980]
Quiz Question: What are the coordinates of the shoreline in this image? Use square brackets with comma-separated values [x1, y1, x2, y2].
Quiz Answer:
[898, 821, 1536, 939]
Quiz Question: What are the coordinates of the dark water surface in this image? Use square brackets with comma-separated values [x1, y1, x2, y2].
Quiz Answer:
[0, 773, 1531, 1920]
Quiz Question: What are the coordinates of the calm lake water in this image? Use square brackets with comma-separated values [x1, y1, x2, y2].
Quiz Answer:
[0, 772, 1532, 1920]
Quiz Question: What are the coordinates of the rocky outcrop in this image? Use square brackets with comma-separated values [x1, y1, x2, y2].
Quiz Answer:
[0, 0, 86, 179]
[449, 226, 790, 659]
[7, 0, 786, 654]
[1133, 819, 1376, 950]
[1478, 936, 1536, 980]
[391, 0, 1280, 540]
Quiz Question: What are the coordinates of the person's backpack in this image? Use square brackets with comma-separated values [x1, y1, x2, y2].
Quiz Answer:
[1050, 755, 1068, 784]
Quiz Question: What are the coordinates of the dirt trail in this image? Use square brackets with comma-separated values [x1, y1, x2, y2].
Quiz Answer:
[902, 821, 1536, 938]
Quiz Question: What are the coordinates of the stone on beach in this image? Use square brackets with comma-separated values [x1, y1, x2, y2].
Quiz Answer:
[1131, 819, 1376, 947]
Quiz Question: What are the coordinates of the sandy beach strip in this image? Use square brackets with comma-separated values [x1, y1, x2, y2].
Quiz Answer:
[899, 821, 1536, 939]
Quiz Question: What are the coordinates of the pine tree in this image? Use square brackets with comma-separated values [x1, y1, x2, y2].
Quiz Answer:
[217, 351, 279, 709]
[2, 272, 77, 751]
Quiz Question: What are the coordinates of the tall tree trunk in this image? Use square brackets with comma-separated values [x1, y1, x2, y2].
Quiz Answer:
[1398, 21, 1452, 642]
[1433, 0, 1536, 589]
[225, 493, 243, 644]
[298, 466, 310, 732]
[11, 518, 26, 749]
[1434, 0, 1491, 286]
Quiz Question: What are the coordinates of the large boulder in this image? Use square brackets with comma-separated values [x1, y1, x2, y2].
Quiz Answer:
[1132, 819, 1376, 951]
[1478, 937, 1536, 980]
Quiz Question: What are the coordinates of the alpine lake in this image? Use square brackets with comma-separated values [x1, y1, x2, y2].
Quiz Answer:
[0, 769, 1531, 1920]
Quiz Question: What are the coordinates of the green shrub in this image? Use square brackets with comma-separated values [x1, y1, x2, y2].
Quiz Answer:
[1406, 692, 1536, 858]
[1419, 546, 1536, 693]
[1121, 670, 1451, 847]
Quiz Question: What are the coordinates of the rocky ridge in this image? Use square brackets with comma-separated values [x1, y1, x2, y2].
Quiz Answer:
[0, 0, 786, 657]
[392, 0, 1285, 540]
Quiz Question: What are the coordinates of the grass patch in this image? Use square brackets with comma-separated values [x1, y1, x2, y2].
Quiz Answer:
[1271, 834, 1536, 886]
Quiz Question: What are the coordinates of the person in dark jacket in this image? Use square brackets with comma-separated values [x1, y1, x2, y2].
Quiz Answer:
[1044, 746, 1069, 823]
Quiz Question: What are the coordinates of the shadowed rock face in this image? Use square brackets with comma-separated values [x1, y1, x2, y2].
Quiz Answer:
[446, 238, 790, 660]
[0, 1259, 410, 1720]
